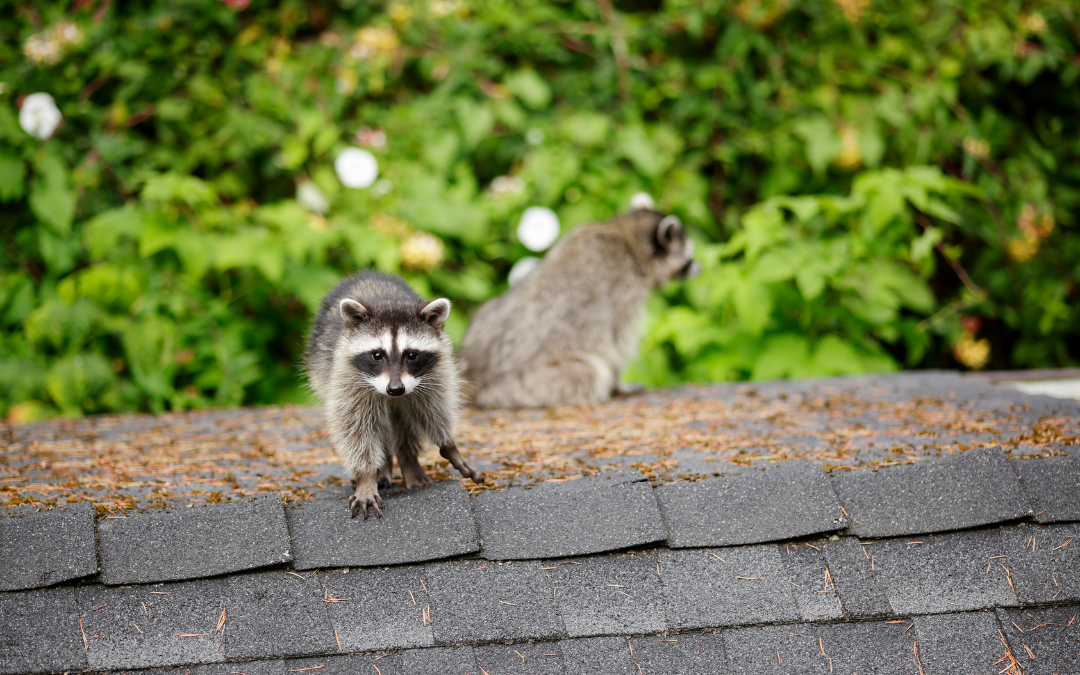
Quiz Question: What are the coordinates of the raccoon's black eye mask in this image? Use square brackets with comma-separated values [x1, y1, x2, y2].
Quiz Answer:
[406, 350, 438, 376]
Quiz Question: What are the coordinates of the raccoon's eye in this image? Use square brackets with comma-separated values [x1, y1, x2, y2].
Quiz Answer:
[407, 351, 418, 361]
[371, 350, 383, 360]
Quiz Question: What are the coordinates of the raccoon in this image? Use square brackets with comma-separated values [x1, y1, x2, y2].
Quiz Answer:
[305, 271, 482, 518]
[460, 208, 699, 408]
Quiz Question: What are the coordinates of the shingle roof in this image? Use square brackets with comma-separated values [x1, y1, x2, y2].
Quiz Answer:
[1, 371, 1078, 675]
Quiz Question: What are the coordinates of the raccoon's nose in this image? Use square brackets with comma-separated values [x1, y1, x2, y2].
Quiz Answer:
[387, 382, 406, 396]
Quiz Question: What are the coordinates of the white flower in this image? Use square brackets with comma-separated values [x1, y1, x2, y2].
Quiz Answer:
[55, 22, 83, 46]
[23, 34, 62, 65]
[297, 181, 329, 214]
[517, 206, 560, 252]
[508, 256, 540, 286]
[335, 147, 379, 189]
[630, 192, 655, 210]
[19, 93, 62, 140]
[525, 128, 545, 145]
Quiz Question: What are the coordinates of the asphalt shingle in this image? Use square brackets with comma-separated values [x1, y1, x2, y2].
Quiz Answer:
[545, 551, 666, 637]
[560, 634, 729, 675]
[658, 545, 799, 629]
[723, 624, 826, 675]
[0, 587, 87, 675]
[322, 566, 432, 651]
[285, 481, 480, 570]
[475, 469, 666, 561]
[819, 536, 893, 617]
[474, 642, 566, 675]
[1015, 456, 1080, 523]
[223, 570, 335, 661]
[425, 559, 564, 644]
[0, 501, 98, 591]
[76, 579, 227, 671]
[997, 606, 1080, 675]
[998, 522, 1080, 604]
[913, 611, 1003, 675]
[830, 448, 1032, 538]
[194, 654, 404, 675]
[399, 646, 477, 673]
[815, 620, 917, 674]
[778, 541, 843, 621]
[657, 460, 846, 548]
[871, 530, 1017, 614]
[97, 495, 292, 585]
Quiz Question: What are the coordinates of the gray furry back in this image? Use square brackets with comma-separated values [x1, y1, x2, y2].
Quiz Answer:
[460, 208, 698, 409]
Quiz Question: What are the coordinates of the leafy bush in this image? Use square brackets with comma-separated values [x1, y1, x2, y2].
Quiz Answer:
[1, 0, 1077, 419]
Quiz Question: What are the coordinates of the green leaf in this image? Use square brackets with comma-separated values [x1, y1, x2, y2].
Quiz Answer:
[29, 155, 76, 235]
[732, 275, 772, 335]
[616, 125, 661, 178]
[739, 206, 786, 261]
[45, 352, 115, 416]
[751, 333, 811, 381]
[504, 69, 552, 110]
[456, 98, 495, 148]
[141, 173, 216, 206]
[57, 263, 145, 311]
[122, 317, 177, 410]
[910, 226, 942, 265]
[753, 250, 796, 282]
[0, 152, 26, 201]
[809, 335, 868, 376]
[559, 112, 610, 147]
[84, 205, 144, 258]
[792, 118, 841, 174]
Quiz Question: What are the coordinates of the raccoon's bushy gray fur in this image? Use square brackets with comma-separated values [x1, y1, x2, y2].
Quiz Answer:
[460, 208, 699, 409]
[305, 271, 481, 518]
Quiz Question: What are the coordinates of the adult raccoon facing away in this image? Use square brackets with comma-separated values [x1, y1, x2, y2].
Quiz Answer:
[305, 271, 481, 518]
[460, 208, 699, 408]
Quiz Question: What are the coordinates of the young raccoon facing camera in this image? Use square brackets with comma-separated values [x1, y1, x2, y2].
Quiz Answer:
[305, 271, 482, 518]
[460, 207, 699, 409]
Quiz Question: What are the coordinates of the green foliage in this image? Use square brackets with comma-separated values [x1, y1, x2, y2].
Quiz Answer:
[1, 0, 1077, 419]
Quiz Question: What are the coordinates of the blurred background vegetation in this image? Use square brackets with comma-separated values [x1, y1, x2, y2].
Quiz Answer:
[1, 0, 1077, 420]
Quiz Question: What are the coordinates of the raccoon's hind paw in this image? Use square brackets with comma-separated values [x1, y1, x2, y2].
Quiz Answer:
[348, 483, 384, 520]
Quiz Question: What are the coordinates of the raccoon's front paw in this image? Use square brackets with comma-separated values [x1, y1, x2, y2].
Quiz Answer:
[348, 480, 385, 520]
[458, 458, 485, 485]
[439, 442, 485, 484]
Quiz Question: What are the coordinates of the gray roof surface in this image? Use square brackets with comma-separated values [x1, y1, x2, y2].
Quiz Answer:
[97, 494, 291, 585]
[285, 480, 479, 570]
[656, 459, 847, 548]
[1016, 455, 1080, 523]
[474, 468, 667, 560]
[870, 529, 1016, 614]
[831, 447, 1033, 538]
[997, 605, 1080, 674]
[0, 501, 98, 592]
[1, 371, 1078, 674]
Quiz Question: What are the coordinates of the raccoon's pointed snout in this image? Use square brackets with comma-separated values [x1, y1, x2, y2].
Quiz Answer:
[387, 380, 406, 396]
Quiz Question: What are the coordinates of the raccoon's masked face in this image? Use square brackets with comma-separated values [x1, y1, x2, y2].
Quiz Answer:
[652, 215, 700, 282]
[339, 298, 451, 397]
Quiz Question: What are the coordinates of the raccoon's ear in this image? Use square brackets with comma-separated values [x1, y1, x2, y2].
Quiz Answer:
[339, 298, 370, 329]
[419, 298, 451, 329]
[655, 215, 684, 251]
